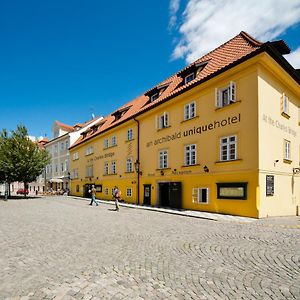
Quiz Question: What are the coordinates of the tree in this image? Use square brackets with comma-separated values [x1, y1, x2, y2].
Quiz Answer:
[0, 125, 51, 197]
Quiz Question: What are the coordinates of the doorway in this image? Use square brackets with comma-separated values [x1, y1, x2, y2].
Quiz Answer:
[143, 184, 151, 205]
[84, 184, 94, 198]
[158, 182, 182, 209]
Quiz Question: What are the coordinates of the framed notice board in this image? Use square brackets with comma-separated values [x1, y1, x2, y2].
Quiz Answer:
[266, 175, 274, 196]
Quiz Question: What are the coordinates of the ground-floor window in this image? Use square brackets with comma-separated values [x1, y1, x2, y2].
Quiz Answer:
[126, 187, 132, 197]
[217, 182, 247, 200]
[192, 187, 209, 204]
[104, 187, 109, 196]
[76, 185, 79, 192]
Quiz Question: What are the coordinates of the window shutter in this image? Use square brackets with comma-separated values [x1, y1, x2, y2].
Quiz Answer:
[164, 112, 169, 127]
[192, 188, 198, 203]
[230, 81, 236, 102]
[215, 88, 221, 108]
[280, 93, 284, 113]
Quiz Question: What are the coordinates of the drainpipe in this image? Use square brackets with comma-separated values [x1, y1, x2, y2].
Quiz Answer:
[133, 118, 140, 205]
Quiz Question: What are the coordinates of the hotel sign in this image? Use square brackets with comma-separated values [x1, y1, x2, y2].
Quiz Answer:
[146, 113, 241, 147]
[266, 175, 274, 196]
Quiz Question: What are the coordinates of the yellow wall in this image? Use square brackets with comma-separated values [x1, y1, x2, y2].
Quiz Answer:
[69, 53, 300, 218]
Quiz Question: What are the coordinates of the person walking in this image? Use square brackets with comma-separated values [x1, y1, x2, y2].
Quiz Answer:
[89, 185, 98, 206]
[113, 186, 121, 211]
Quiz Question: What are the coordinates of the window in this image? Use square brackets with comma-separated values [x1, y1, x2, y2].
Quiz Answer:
[126, 157, 133, 172]
[184, 102, 196, 120]
[127, 129, 133, 141]
[215, 81, 236, 108]
[61, 163, 64, 172]
[76, 185, 79, 193]
[192, 188, 209, 204]
[104, 139, 109, 149]
[65, 140, 69, 149]
[104, 162, 109, 175]
[104, 187, 109, 196]
[112, 136, 117, 146]
[60, 142, 64, 151]
[185, 144, 197, 166]
[72, 169, 79, 179]
[54, 145, 58, 154]
[217, 182, 247, 200]
[86, 145, 93, 156]
[73, 152, 79, 160]
[65, 160, 68, 171]
[220, 135, 237, 161]
[55, 164, 58, 173]
[185, 73, 195, 84]
[156, 112, 169, 129]
[86, 165, 93, 177]
[126, 188, 132, 197]
[284, 139, 291, 161]
[151, 93, 159, 102]
[159, 150, 168, 169]
[281, 93, 289, 116]
[111, 161, 117, 174]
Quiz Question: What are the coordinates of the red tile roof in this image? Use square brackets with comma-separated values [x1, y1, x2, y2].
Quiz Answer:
[70, 31, 297, 149]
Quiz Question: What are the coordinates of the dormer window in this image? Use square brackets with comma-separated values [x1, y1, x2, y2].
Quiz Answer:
[112, 106, 131, 122]
[81, 132, 87, 139]
[185, 73, 195, 84]
[151, 93, 159, 102]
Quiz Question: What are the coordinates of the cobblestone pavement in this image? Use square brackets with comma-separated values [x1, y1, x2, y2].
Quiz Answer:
[0, 197, 299, 300]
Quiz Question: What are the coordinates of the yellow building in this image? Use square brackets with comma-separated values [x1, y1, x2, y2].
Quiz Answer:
[69, 32, 300, 218]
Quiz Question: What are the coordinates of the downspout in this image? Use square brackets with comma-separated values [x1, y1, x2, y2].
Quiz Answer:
[133, 118, 140, 205]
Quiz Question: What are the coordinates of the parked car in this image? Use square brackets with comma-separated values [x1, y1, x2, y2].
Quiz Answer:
[16, 188, 29, 195]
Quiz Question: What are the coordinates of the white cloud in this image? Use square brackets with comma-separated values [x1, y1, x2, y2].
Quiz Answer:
[170, 0, 300, 63]
[285, 47, 300, 68]
[168, 0, 181, 30]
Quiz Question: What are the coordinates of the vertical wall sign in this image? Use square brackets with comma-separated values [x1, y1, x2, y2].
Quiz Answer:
[266, 175, 274, 196]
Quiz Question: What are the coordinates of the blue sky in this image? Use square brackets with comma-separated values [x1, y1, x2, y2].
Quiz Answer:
[0, 0, 299, 138]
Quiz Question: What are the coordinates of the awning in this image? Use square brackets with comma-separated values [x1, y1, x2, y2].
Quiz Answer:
[49, 178, 63, 183]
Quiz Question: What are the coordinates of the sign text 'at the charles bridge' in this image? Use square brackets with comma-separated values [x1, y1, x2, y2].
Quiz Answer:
[146, 113, 241, 147]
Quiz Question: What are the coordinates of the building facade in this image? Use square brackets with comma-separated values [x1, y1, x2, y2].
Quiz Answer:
[69, 32, 300, 218]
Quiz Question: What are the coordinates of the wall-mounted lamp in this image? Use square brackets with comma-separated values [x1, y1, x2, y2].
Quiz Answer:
[293, 167, 300, 175]
[134, 160, 140, 173]
[203, 165, 209, 173]
[274, 159, 279, 166]
[160, 170, 164, 176]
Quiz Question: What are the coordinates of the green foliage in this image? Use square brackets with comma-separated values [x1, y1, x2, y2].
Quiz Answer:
[0, 125, 51, 185]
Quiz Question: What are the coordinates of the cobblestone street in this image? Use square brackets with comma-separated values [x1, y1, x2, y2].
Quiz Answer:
[0, 196, 299, 300]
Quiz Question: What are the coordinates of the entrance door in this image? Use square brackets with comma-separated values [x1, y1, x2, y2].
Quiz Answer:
[143, 184, 151, 205]
[84, 184, 93, 198]
[158, 182, 182, 209]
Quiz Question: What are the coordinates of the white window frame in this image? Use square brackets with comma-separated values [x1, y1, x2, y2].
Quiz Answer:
[159, 150, 168, 169]
[60, 142, 64, 151]
[151, 93, 159, 102]
[220, 135, 237, 161]
[282, 93, 289, 115]
[73, 152, 79, 160]
[86, 165, 93, 177]
[185, 73, 195, 84]
[85, 145, 93, 156]
[284, 139, 291, 160]
[111, 161, 117, 174]
[112, 136, 117, 146]
[127, 128, 133, 141]
[156, 112, 169, 129]
[184, 101, 196, 120]
[215, 81, 236, 108]
[104, 139, 109, 149]
[192, 188, 209, 204]
[184, 144, 197, 166]
[104, 162, 109, 175]
[126, 157, 133, 172]
[126, 187, 132, 197]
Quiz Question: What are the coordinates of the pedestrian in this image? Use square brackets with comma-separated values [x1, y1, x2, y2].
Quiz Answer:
[89, 185, 98, 206]
[113, 186, 121, 211]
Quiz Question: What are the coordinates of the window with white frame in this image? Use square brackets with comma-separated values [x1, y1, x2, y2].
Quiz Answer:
[192, 188, 209, 204]
[184, 101, 196, 120]
[61, 162, 64, 172]
[72, 169, 79, 179]
[60, 142, 64, 151]
[73, 152, 79, 160]
[65, 160, 68, 171]
[65, 140, 69, 149]
[112, 136, 117, 146]
[127, 128, 133, 141]
[104, 187, 109, 196]
[185, 144, 197, 165]
[159, 150, 168, 169]
[104, 162, 109, 175]
[104, 139, 109, 149]
[151, 93, 159, 102]
[156, 112, 169, 129]
[215, 81, 236, 108]
[220, 135, 237, 161]
[185, 73, 195, 84]
[126, 187, 132, 197]
[86, 165, 93, 177]
[111, 161, 117, 174]
[126, 157, 133, 172]
[86, 145, 93, 155]
[54, 145, 58, 154]
[281, 93, 289, 116]
[284, 139, 291, 160]
[55, 164, 58, 173]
